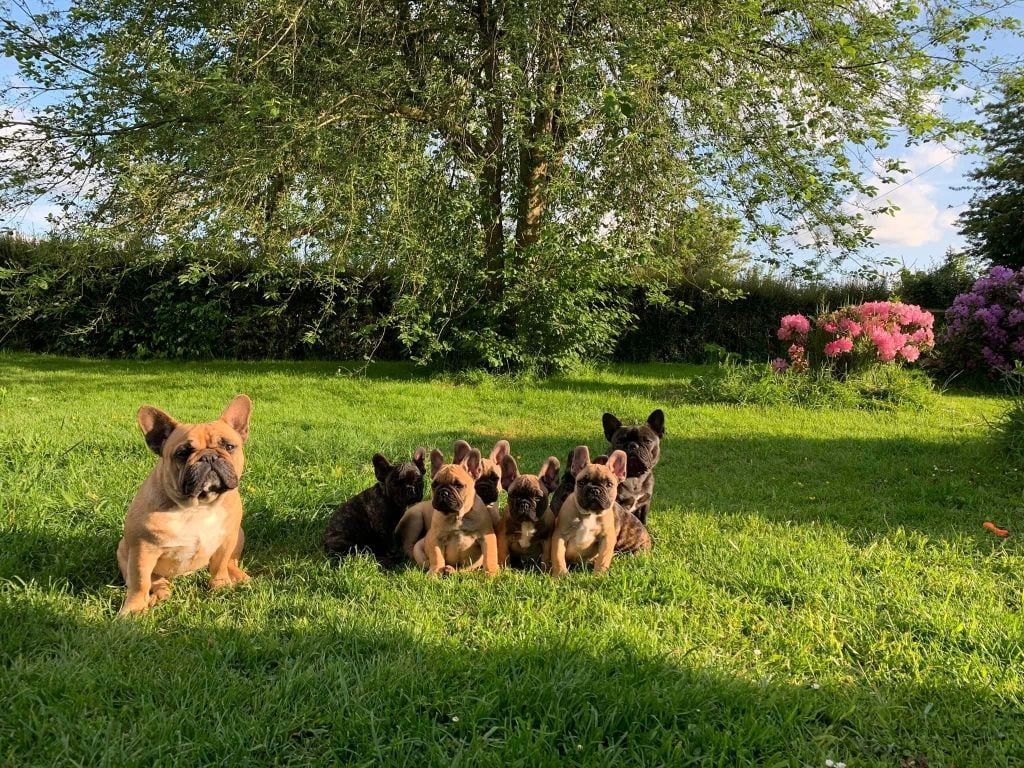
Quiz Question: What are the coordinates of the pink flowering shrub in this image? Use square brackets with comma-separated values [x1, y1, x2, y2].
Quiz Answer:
[776, 301, 935, 374]
[940, 266, 1024, 377]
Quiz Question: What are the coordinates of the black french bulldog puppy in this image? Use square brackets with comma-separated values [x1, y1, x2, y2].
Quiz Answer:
[323, 448, 426, 566]
[603, 409, 664, 525]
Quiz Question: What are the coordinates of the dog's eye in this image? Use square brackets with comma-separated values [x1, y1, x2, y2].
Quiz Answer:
[174, 444, 193, 460]
[222, 442, 236, 453]
[453, 481, 464, 490]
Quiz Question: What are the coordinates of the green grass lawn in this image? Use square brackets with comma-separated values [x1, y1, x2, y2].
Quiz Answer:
[1, 353, 1022, 767]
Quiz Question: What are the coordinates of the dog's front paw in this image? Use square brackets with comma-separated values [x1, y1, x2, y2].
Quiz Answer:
[117, 600, 149, 617]
[209, 575, 233, 590]
[227, 566, 250, 584]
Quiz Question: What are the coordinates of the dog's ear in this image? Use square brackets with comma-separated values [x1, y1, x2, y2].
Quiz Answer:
[220, 394, 252, 443]
[500, 455, 519, 491]
[137, 406, 178, 456]
[489, 440, 511, 465]
[647, 409, 665, 438]
[602, 412, 621, 442]
[539, 456, 561, 493]
[465, 448, 483, 479]
[372, 453, 393, 484]
[453, 440, 473, 465]
[412, 447, 427, 474]
[569, 445, 591, 477]
[607, 450, 628, 481]
[430, 449, 445, 478]
[593, 454, 609, 465]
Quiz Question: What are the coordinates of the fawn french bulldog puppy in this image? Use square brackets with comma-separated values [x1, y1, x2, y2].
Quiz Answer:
[454, 439, 510, 526]
[550, 447, 651, 576]
[117, 395, 252, 616]
[322, 448, 426, 566]
[603, 409, 665, 525]
[412, 450, 499, 576]
[496, 455, 560, 567]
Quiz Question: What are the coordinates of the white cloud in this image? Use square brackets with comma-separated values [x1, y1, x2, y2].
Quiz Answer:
[868, 181, 959, 247]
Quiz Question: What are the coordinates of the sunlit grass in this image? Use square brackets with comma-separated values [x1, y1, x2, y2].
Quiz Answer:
[1, 353, 1022, 767]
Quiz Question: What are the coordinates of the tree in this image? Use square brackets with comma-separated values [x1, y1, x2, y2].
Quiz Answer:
[959, 72, 1024, 270]
[0, 0, 1013, 369]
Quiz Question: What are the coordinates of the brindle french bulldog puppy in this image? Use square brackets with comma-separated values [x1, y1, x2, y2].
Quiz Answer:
[550, 447, 629, 576]
[322, 448, 426, 566]
[454, 439, 510, 526]
[496, 454, 560, 567]
[117, 395, 252, 616]
[603, 409, 665, 525]
[413, 451, 499, 576]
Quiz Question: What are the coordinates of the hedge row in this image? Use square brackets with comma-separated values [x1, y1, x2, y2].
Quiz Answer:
[1, 237, 892, 364]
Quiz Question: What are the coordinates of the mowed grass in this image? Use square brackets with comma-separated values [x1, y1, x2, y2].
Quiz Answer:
[1, 353, 1022, 767]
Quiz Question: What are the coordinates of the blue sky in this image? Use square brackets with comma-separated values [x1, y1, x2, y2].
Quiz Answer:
[1, 3, 1022, 274]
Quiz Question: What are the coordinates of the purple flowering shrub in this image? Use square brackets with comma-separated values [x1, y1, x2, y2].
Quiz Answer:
[941, 266, 1024, 376]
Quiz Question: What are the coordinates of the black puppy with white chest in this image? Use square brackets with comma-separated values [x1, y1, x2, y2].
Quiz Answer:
[603, 409, 664, 525]
[323, 448, 426, 566]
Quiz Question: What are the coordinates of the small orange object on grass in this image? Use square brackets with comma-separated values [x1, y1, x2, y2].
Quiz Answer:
[983, 521, 1010, 538]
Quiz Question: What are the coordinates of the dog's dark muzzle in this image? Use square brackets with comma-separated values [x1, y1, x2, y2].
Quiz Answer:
[433, 487, 463, 514]
[181, 451, 238, 497]
[580, 487, 609, 512]
[511, 497, 539, 522]
[624, 444, 652, 476]
[475, 478, 499, 505]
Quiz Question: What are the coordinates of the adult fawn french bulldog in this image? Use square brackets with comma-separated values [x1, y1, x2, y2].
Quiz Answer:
[116, 395, 252, 616]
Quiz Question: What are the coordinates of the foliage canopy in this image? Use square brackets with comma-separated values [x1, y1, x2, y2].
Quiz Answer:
[0, 0, 1013, 368]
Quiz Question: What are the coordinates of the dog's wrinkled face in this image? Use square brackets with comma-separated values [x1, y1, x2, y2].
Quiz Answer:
[431, 463, 477, 517]
[139, 395, 252, 505]
[603, 410, 664, 478]
[374, 447, 426, 508]
[502, 455, 560, 523]
[572, 447, 627, 514]
[454, 439, 509, 505]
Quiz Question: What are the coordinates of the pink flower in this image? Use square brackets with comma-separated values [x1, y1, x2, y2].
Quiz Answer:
[771, 358, 789, 373]
[788, 343, 805, 359]
[900, 345, 921, 362]
[839, 318, 862, 337]
[778, 314, 811, 341]
[823, 337, 854, 357]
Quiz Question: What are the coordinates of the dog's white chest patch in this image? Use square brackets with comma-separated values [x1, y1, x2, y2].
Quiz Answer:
[158, 509, 227, 575]
[569, 514, 602, 555]
[518, 522, 535, 550]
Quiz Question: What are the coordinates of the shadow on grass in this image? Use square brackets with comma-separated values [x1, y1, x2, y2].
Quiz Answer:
[0, 592, 1020, 767]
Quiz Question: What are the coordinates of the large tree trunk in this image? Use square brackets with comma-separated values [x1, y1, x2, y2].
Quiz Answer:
[514, 42, 563, 252]
[476, 0, 504, 268]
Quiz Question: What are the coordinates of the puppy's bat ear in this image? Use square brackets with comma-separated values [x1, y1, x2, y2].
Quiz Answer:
[500, 455, 519, 491]
[489, 440, 511, 464]
[412, 447, 427, 474]
[647, 409, 665, 438]
[220, 394, 252, 443]
[569, 445, 591, 478]
[607, 450, 628, 480]
[429, 449, 445, 478]
[602, 412, 621, 442]
[539, 456, 561, 493]
[453, 440, 472, 465]
[137, 405, 177, 456]
[465, 448, 483, 479]
[372, 454, 393, 484]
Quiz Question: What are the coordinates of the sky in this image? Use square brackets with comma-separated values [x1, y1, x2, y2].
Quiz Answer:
[1, 3, 1022, 274]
